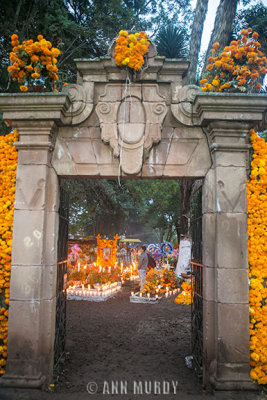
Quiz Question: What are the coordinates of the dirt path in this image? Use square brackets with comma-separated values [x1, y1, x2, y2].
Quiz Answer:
[0, 284, 262, 400]
[56, 282, 200, 395]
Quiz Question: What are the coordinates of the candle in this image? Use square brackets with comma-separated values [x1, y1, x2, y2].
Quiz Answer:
[148, 293, 150, 298]
[78, 262, 80, 272]
[131, 291, 134, 296]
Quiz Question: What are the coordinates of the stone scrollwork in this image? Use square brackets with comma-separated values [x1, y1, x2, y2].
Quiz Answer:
[171, 84, 201, 126]
[62, 82, 94, 125]
[96, 83, 167, 175]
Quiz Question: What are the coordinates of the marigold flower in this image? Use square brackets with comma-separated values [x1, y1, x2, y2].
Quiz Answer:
[252, 32, 259, 40]
[19, 85, 28, 92]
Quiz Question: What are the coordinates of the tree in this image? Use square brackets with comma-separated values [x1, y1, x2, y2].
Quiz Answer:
[202, 0, 239, 73]
[0, 0, 193, 93]
[186, 0, 209, 84]
[234, 3, 267, 56]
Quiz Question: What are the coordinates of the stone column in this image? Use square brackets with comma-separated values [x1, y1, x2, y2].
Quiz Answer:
[0, 94, 70, 387]
[203, 121, 252, 389]
[194, 93, 267, 390]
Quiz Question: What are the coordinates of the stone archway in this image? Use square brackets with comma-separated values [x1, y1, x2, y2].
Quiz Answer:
[0, 45, 266, 389]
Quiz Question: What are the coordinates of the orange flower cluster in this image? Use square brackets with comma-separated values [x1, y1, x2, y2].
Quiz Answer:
[114, 30, 150, 71]
[200, 29, 267, 93]
[0, 130, 18, 374]
[174, 282, 193, 305]
[7, 34, 61, 92]
[142, 268, 179, 295]
[247, 129, 267, 385]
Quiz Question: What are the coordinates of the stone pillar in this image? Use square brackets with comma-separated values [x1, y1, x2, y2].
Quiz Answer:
[194, 93, 266, 390]
[202, 121, 253, 389]
[0, 94, 70, 387]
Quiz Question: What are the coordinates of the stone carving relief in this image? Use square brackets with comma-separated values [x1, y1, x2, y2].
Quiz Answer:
[171, 84, 201, 126]
[62, 82, 94, 125]
[16, 177, 45, 209]
[96, 83, 167, 174]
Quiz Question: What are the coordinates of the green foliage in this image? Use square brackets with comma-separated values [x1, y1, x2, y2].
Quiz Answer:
[234, 3, 267, 56]
[62, 179, 184, 244]
[0, 0, 193, 92]
[155, 25, 189, 58]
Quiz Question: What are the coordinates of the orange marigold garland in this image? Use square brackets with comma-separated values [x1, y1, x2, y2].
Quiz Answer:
[200, 29, 267, 93]
[247, 129, 267, 385]
[114, 30, 150, 71]
[0, 130, 18, 374]
[7, 34, 61, 92]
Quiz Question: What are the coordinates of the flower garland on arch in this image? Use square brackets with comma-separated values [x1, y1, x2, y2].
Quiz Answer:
[200, 29, 267, 93]
[7, 34, 61, 92]
[0, 130, 18, 374]
[247, 129, 267, 385]
[114, 30, 150, 71]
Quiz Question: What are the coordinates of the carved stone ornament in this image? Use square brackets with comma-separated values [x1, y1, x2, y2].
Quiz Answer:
[171, 84, 201, 126]
[95, 83, 167, 174]
[62, 82, 94, 125]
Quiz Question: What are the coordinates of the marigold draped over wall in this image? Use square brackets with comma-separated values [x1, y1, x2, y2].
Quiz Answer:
[247, 129, 267, 385]
[0, 130, 18, 374]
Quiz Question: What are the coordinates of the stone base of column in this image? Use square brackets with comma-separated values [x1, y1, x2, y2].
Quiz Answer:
[212, 378, 258, 391]
[0, 373, 46, 388]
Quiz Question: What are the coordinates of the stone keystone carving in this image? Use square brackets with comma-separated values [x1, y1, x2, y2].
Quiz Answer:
[171, 85, 201, 126]
[96, 83, 167, 174]
[62, 82, 94, 125]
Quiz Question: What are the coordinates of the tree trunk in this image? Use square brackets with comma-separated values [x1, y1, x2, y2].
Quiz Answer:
[186, 0, 209, 84]
[202, 0, 239, 74]
[179, 179, 194, 237]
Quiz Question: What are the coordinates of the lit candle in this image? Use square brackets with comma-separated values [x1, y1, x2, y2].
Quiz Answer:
[131, 291, 134, 297]
[78, 262, 80, 272]
[148, 293, 150, 299]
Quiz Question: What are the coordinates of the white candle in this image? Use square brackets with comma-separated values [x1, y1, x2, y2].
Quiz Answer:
[78, 262, 80, 272]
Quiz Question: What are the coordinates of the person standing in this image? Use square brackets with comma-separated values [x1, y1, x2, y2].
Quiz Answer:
[138, 245, 148, 291]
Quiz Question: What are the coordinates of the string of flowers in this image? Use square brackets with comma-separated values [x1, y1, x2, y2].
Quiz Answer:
[0, 130, 18, 374]
[200, 29, 267, 93]
[7, 34, 61, 92]
[247, 129, 267, 385]
[114, 30, 150, 71]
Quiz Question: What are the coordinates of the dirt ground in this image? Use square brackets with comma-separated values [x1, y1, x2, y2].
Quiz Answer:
[0, 283, 264, 400]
